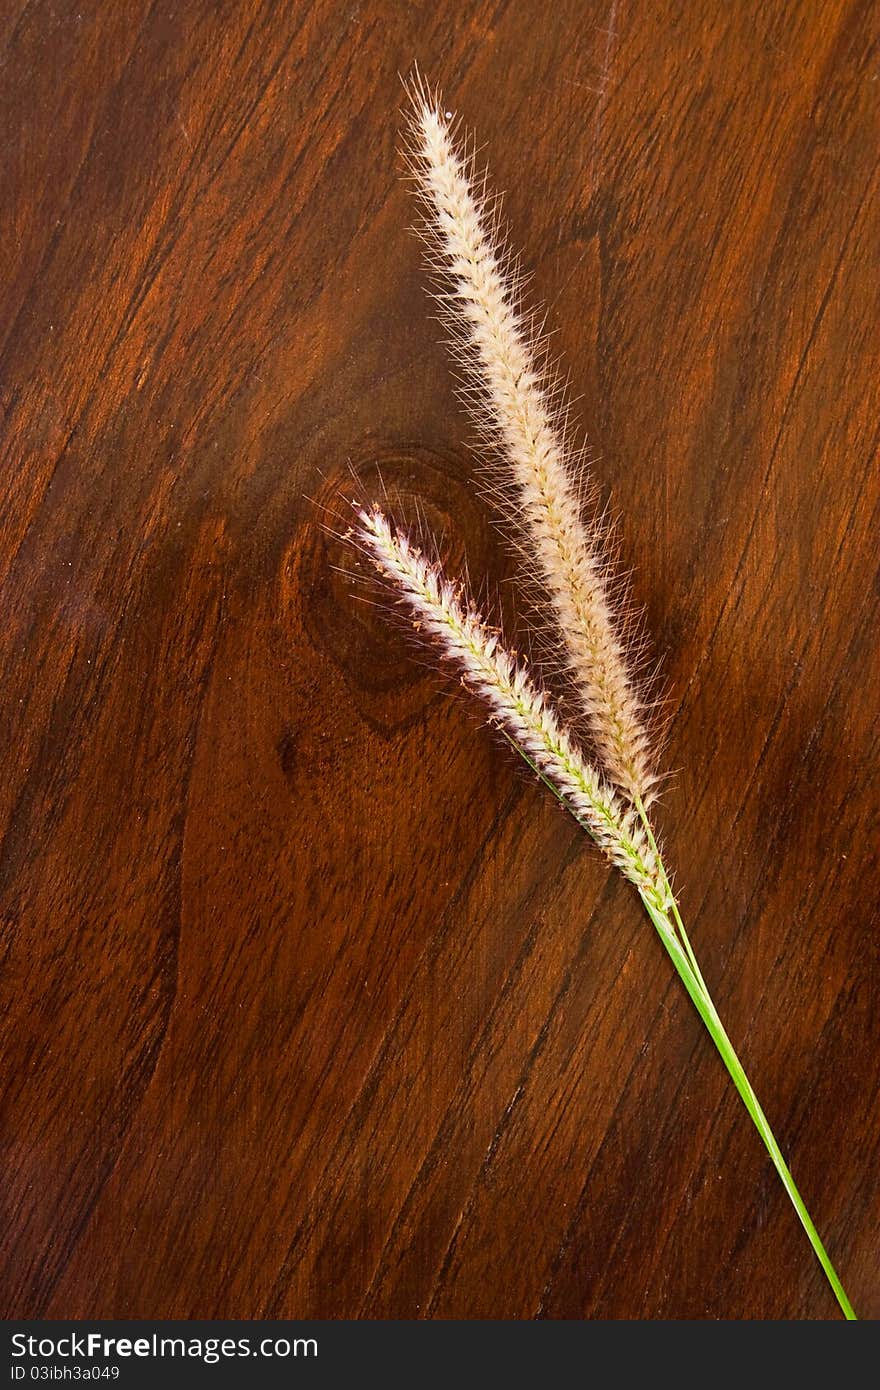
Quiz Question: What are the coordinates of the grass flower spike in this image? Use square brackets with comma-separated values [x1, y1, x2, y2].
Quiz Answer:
[406, 85, 654, 805]
[347, 82, 858, 1320]
[356, 506, 664, 905]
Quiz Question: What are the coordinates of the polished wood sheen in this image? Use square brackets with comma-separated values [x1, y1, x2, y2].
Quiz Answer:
[1, 0, 877, 1320]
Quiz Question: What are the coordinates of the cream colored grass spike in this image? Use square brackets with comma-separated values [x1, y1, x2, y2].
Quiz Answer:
[406, 87, 655, 805]
[356, 505, 665, 905]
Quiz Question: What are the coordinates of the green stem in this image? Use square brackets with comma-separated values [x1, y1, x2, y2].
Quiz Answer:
[640, 894, 857, 1320]
[499, 739, 854, 1315]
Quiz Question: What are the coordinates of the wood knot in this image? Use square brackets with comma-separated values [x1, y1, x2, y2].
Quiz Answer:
[286, 444, 505, 730]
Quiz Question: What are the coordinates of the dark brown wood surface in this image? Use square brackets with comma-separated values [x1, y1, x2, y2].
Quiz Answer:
[1, 0, 877, 1321]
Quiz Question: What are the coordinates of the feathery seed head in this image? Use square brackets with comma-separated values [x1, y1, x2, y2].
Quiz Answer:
[356, 504, 666, 905]
[405, 89, 658, 806]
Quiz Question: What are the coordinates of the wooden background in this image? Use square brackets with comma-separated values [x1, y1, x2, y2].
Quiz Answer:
[1, 0, 877, 1321]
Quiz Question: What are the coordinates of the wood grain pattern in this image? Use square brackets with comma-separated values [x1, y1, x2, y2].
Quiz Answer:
[1, 0, 877, 1320]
